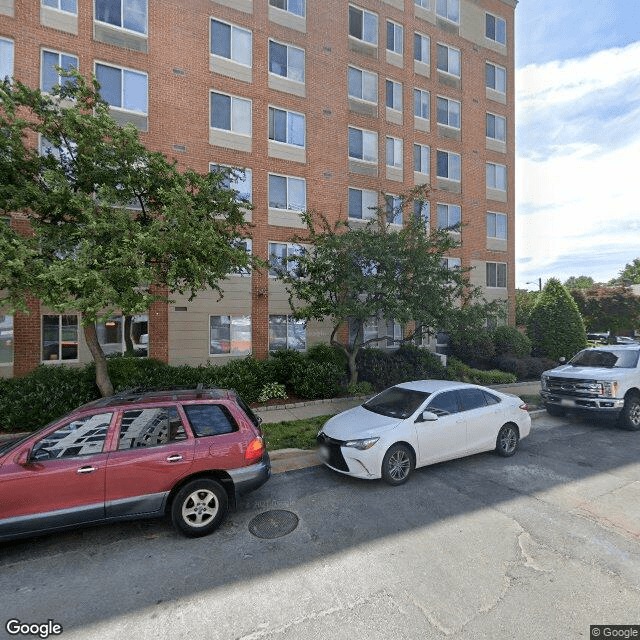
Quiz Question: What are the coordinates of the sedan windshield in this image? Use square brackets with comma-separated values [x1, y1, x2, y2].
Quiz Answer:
[363, 387, 431, 419]
[570, 349, 640, 368]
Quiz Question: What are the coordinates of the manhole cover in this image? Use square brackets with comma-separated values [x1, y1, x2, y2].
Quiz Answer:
[248, 510, 299, 539]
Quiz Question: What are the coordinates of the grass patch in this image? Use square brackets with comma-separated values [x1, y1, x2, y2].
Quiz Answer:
[519, 394, 541, 407]
[262, 415, 331, 451]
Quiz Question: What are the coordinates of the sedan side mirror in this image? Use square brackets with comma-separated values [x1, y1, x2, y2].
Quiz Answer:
[418, 411, 439, 422]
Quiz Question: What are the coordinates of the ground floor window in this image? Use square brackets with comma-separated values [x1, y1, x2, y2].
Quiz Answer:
[209, 315, 251, 356]
[0, 314, 13, 364]
[42, 314, 79, 361]
[96, 314, 148, 356]
[269, 315, 306, 351]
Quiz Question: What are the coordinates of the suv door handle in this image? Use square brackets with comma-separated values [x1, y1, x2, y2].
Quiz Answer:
[77, 466, 96, 474]
[166, 455, 183, 463]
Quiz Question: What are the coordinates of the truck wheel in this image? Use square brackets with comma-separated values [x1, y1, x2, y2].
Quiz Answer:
[618, 393, 640, 431]
[545, 404, 565, 418]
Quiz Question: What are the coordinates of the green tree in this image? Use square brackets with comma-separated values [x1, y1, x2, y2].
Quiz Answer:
[526, 278, 587, 360]
[0, 71, 254, 396]
[610, 258, 640, 285]
[571, 286, 640, 341]
[515, 288, 539, 327]
[564, 275, 595, 290]
[275, 189, 498, 384]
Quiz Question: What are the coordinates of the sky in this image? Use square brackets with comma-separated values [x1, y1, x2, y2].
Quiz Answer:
[514, 0, 640, 289]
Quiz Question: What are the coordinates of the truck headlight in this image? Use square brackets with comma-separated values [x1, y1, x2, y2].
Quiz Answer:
[344, 437, 379, 450]
[541, 375, 549, 391]
[599, 381, 618, 398]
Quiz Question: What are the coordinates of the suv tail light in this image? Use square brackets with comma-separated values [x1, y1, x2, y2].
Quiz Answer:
[245, 437, 265, 462]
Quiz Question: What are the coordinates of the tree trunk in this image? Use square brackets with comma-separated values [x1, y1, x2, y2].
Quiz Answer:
[124, 315, 134, 353]
[84, 322, 114, 397]
[348, 350, 359, 385]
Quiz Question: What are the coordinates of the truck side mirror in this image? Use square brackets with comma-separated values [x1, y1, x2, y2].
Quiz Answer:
[559, 357, 566, 364]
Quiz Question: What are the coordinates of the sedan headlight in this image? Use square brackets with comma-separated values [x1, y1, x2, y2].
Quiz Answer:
[344, 437, 379, 450]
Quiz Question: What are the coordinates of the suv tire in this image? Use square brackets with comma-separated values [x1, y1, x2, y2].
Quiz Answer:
[618, 393, 640, 431]
[171, 479, 228, 537]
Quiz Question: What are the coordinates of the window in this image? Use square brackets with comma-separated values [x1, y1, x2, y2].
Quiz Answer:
[415, 0, 429, 8]
[436, 150, 461, 181]
[487, 162, 507, 191]
[436, 44, 460, 77]
[348, 187, 377, 220]
[436, 96, 460, 129]
[43, 0, 77, 13]
[269, 242, 304, 277]
[458, 388, 490, 411]
[209, 316, 251, 356]
[386, 320, 403, 348]
[183, 404, 237, 437]
[427, 391, 460, 416]
[95, 63, 148, 114]
[41, 50, 78, 93]
[268, 106, 305, 147]
[386, 137, 403, 169]
[486, 113, 506, 142]
[386, 21, 403, 55]
[268, 174, 306, 211]
[118, 407, 186, 449]
[210, 92, 251, 135]
[210, 165, 252, 204]
[269, 40, 304, 83]
[349, 5, 378, 45]
[385, 195, 402, 225]
[32, 413, 112, 460]
[96, 314, 148, 356]
[414, 33, 430, 64]
[414, 88, 430, 120]
[269, 315, 306, 351]
[269, 0, 305, 17]
[362, 318, 379, 345]
[0, 38, 14, 82]
[348, 66, 378, 103]
[386, 79, 402, 111]
[486, 62, 506, 93]
[229, 239, 252, 277]
[486, 262, 507, 288]
[0, 314, 13, 365]
[414, 143, 430, 174]
[211, 19, 252, 67]
[95, 0, 147, 35]
[348, 127, 378, 163]
[437, 203, 461, 230]
[487, 212, 507, 239]
[436, 0, 459, 23]
[42, 314, 79, 361]
[442, 257, 461, 270]
[414, 200, 430, 224]
[486, 13, 506, 45]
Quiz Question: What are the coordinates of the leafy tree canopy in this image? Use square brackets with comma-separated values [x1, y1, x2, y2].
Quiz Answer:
[564, 275, 596, 290]
[610, 258, 640, 286]
[571, 286, 640, 339]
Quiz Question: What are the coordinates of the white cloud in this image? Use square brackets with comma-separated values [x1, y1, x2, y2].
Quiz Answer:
[516, 41, 640, 287]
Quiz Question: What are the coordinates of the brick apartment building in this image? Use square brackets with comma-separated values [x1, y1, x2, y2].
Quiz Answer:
[0, 0, 516, 378]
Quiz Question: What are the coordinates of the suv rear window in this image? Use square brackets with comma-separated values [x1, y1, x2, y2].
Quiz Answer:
[183, 404, 238, 437]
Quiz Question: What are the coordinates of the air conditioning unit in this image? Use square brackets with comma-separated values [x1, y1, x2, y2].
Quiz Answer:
[434, 352, 447, 367]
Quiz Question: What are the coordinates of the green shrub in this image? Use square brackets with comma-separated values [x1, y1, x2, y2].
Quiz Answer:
[212, 357, 269, 404]
[289, 360, 344, 399]
[306, 343, 348, 371]
[265, 349, 307, 387]
[493, 355, 556, 381]
[449, 328, 496, 365]
[491, 326, 531, 358]
[396, 344, 447, 379]
[527, 278, 587, 360]
[257, 382, 288, 403]
[346, 381, 374, 396]
[447, 358, 516, 385]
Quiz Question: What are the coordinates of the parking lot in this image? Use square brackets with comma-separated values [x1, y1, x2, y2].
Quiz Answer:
[1, 411, 640, 639]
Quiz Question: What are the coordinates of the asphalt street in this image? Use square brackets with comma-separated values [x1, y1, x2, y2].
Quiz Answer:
[1, 411, 640, 640]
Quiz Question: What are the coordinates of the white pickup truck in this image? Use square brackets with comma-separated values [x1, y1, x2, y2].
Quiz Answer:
[540, 345, 640, 430]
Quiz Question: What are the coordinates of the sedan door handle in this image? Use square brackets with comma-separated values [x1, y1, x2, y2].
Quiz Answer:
[166, 455, 183, 463]
[77, 466, 96, 474]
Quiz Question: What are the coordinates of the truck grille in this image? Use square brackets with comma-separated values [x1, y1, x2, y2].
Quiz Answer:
[545, 377, 600, 398]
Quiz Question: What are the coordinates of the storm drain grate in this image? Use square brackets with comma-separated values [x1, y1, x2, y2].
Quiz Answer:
[248, 510, 299, 539]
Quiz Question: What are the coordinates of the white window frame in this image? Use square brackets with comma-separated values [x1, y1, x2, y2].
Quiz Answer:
[348, 126, 378, 163]
[42, 0, 78, 14]
[386, 79, 403, 112]
[414, 32, 430, 64]
[487, 212, 507, 240]
[209, 164, 253, 204]
[436, 0, 459, 24]
[268, 242, 305, 277]
[486, 13, 506, 45]
[385, 136, 403, 169]
[0, 314, 13, 366]
[230, 239, 252, 277]
[442, 257, 461, 270]
[96, 314, 149, 355]
[41, 49, 79, 93]
[348, 4, 378, 46]
[437, 203, 461, 230]
[436, 43, 461, 78]
[348, 187, 377, 220]
[210, 91, 252, 136]
[414, 88, 430, 120]
[386, 20, 403, 55]
[486, 262, 507, 288]
[436, 96, 461, 129]
[348, 66, 378, 104]
[268, 39, 305, 83]
[268, 106, 306, 148]
[269, 315, 307, 351]
[486, 62, 506, 94]
[385, 194, 403, 225]
[210, 18, 252, 68]
[486, 112, 506, 142]
[95, 62, 148, 115]
[209, 315, 252, 357]
[486, 162, 507, 191]
[94, 0, 147, 35]
[436, 150, 461, 182]
[414, 0, 430, 8]
[268, 173, 307, 212]
[42, 314, 79, 362]
[0, 38, 13, 83]
[414, 200, 430, 224]
[269, 0, 305, 18]
[414, 143, 430, 174]
[386, 320, 403, 349]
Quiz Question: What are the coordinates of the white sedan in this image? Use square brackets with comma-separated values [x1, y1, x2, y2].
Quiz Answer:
[317, 380, 531, 485]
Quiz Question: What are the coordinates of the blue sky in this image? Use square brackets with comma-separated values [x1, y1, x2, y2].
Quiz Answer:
[514, 0, 640, 289]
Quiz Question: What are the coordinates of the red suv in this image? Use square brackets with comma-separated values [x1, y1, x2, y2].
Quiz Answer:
[0, 387, 270, 540]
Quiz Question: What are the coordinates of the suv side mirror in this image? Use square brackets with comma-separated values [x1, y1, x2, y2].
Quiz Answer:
[14, 448, 31, 466]
[418, 410, 439, 422]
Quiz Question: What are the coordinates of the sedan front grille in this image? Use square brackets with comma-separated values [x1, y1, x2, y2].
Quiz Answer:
[317, 433, 349, 472]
